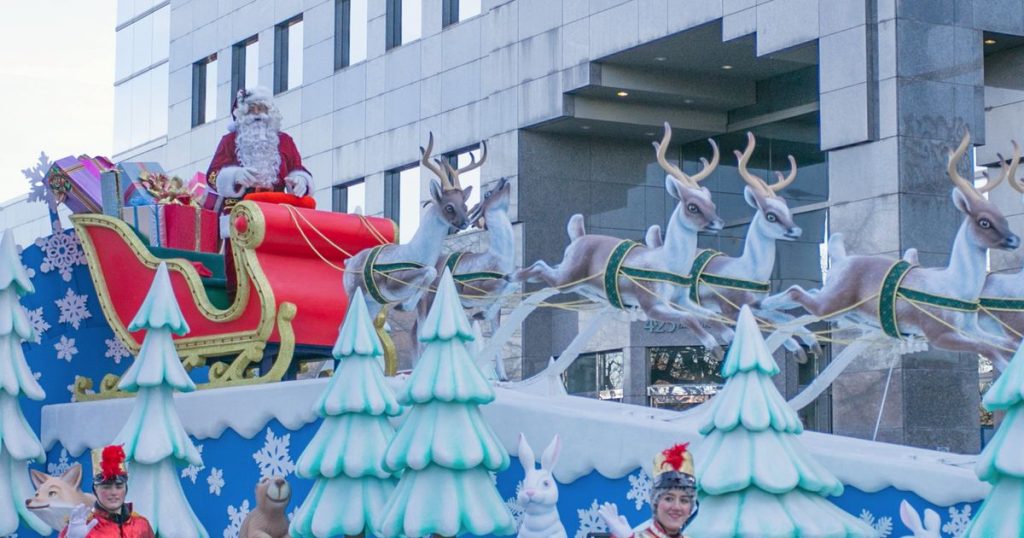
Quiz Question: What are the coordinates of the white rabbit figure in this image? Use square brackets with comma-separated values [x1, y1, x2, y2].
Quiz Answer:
[516, 433, 567, 538]
[899, 499, 942, 538]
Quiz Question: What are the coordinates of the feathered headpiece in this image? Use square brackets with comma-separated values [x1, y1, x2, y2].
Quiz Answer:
[91, 445, 128, 485]
[651, 443, 696, 501]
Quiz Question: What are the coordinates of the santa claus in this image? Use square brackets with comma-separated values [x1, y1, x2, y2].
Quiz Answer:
[207, 87, 314, 206]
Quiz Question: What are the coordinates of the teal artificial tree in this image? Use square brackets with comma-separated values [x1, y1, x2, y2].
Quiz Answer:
[0, 231, 51, 535]
[290, 288, 403, 537]
[113, 262, 207, 538]
[963, 341, 1024, 537]
[377, 268, 515, 537]
[686, 306, 875, 537]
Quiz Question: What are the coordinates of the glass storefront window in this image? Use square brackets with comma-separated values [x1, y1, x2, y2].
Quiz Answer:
[647, 346, 724, 410]
[563, 350, 623, 401]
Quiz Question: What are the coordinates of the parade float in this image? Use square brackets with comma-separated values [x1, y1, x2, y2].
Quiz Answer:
[6, 104, 1024, 537]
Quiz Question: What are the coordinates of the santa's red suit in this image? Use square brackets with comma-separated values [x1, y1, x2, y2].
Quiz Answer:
[206, 130, 311, 208]
[207, 86, 314, 210]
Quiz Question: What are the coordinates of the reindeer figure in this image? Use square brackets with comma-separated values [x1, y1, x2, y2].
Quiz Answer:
[510, 122, 732, 357]
[762, 133, 1021, 368]
[418, 174, 513, 331]
[975, 143, 1024, 346]
[683, 132, 820, 359]
[343, 133, 474, 319]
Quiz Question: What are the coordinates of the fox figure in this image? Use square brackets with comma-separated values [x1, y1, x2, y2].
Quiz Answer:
[26, 464, 96, 531]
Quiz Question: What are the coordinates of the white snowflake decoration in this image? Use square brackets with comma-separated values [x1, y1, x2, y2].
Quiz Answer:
[224, 500, 250, 538]
[253, 428, 295, 479]
[27, 307, 50, 344]
[941, 504, 971, 537]
[575, 500, 609, 538]
[55, 288, 91, 329]
[104, 337, 132, 364]
[47, 449, 72, 477]
[181, 445, 205, 484]
[505, 483, 525, 530]
[22, 151, 55, 210]
[35, 232, 86, 282]
[859, 509, 893, 538]
[627, 468, 652, 510]
[54, 336, 77, 362]
[208, 467, 225, 496]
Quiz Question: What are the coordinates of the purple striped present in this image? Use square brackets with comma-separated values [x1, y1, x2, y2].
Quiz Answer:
[45, 155, 115, 213]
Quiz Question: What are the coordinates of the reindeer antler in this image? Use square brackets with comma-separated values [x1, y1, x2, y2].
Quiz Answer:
[990, 141, 1022, 194]
[420, 132, 456, 191]
[440, 140, 488, 191]
[734, 132, 797, 198]
[946, 131, 1004, 199]
[653, 122, 719, 188]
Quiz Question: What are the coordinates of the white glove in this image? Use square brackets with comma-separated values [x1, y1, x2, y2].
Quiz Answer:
[598, 502, 633, 538]
[284, 170, 313, 197]
[66, 504, 99, 538]
[216, 166, 254, 198]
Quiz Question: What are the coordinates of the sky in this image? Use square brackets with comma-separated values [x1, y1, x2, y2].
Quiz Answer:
[0, 1, 115, 204]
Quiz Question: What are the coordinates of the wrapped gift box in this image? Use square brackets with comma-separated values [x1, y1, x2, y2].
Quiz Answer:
[46, 155, 115, 213]
[187, 172, 222, 212]
[121, 204, 219, 253]
[115, 162, 163, 207]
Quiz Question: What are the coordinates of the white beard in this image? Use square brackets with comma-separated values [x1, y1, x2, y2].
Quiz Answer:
[235, 113, 282, 188]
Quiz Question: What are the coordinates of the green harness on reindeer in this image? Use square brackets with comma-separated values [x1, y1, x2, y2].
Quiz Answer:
[603, 241, 771, 310]
[686, 249, 771, 305]
[363, 245, 425, 304]
[444, 252, 506, 284]
[879, 260, 980, 338]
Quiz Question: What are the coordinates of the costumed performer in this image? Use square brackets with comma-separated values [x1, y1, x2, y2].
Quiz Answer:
[599, 443, 697, 538]
[60, 445, 154, 538]
[206, 86, 314, 208]
[206, 86, 315, 291]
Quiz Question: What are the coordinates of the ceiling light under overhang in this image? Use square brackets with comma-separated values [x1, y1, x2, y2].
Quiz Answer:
[616, 91, 629, 97]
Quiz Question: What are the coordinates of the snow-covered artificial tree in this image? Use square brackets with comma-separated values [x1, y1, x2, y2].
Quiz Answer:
[0, 231, 52, 535]
[290, 288, 402, 538]
[113, 262, 207, 538]
[686, 306, 876, 538]
[962, 342, 1024, 537]
[377, 268, 515, 537]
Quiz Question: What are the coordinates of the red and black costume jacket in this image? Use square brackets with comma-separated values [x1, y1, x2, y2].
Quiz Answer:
[59, 504, 155, 538]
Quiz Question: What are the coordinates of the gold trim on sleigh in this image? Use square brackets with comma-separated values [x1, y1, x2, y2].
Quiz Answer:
[69, 202, 295, 400]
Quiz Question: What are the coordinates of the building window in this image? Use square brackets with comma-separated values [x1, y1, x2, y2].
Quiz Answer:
[332, 179, 366, 214]
[113, 4, 169, 154]
[232, 36, 259, 97]
[191, 54, 218, 127]
[274, 16, 303, 94]
[442, 0, 481, 27]
[335, 0, 368, 69]
[562, 350, 624, 400]
[647, 346, 724, 410]
[444, 146, 482, 215]
[114, 63, 169, 154]
[384, 165, 421, 243]
[386, 0, 422, 50]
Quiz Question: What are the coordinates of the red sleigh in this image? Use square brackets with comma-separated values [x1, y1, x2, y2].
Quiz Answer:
[71, 201, 396, 398]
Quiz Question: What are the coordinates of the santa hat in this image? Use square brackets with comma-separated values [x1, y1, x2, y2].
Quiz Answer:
[650, 443, 696, 503]
[91, 445, 128, 485]
[227, 86, 275, 132]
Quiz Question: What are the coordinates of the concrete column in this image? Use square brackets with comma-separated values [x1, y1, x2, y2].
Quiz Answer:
[824, 1, 989, 453]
